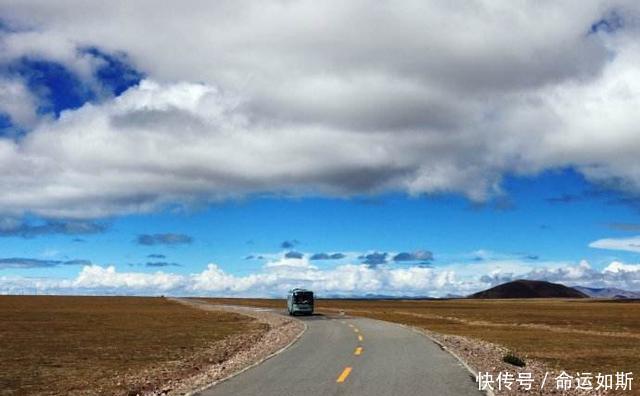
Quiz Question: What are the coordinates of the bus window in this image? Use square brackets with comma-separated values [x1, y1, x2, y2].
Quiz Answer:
[294, 291, 313, 304]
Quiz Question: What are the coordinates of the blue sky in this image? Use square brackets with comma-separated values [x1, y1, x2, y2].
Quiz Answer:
[5, 169, 639, 277]
[1, 1, 640, 296]
[2, 168, 640, 296]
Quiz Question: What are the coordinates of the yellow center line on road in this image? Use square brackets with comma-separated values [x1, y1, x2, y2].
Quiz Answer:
[358, 334, 363, 341]
[353, 328, 359, 333]
[348, 323, 354, 328]
[354, 347, 363, 356]
[336, 367, 352, 383]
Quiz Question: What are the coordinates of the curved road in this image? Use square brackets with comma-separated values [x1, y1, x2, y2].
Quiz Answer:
[198, 309, 482, 396]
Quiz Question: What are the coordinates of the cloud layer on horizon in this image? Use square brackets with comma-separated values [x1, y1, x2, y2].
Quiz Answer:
[2, 255, 639, 297]
[0, 2, 638, 218]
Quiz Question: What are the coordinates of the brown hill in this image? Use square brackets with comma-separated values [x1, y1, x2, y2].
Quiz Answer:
[469, 279, 589, 299]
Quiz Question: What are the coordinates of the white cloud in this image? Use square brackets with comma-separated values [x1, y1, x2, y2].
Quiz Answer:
[74, 265, 184, 291]
[604, 261, 640, 273]
[589, 235, 640, 253]
[1, 2, 640, 216]
[0, 78, 39, 129]
[482, 259, 640, 291]
[264, 257, 317, 270]
[2, 255, 640, 297]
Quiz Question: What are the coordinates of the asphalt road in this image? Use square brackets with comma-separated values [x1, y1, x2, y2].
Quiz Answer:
[198, 309, 483, 396]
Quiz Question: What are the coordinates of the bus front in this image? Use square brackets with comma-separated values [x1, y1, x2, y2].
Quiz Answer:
[289, 289, 314, 315]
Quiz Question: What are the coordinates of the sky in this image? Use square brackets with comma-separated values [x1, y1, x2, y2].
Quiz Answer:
[1, 1, 640, 297]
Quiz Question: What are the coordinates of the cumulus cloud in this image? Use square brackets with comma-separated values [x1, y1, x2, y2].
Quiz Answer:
[264, 256, 317, 271]
[589, 235, 640, 253]
[0, 77, 38, 130]
[72, 265, 184, 291]
[5, 257, 640, 297]
[136, 233, 193, 246]
[528, 261, 640, 290]
[0, 218, 107, 238]
[604, 261, 640, 273]
[2, 254, 640, 296]
[0, 2, 638, 217]
[467, 258, 640, 292]
[0, 259, 458, 297]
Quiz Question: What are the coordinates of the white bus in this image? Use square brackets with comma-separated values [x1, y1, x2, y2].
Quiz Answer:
[287, 288, 314, 315]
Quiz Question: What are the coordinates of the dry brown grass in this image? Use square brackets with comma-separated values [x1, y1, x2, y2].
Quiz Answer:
[6, 296, 636, 394]
[202, 297, 640, 388]
[0, 296, 266, 396]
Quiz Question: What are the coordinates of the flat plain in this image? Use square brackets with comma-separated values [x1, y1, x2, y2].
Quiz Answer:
[0, 296, 266, 395]
[3, 296, 639, 395]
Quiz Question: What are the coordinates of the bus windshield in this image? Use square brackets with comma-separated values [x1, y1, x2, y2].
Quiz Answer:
[293, 291, 313, 304]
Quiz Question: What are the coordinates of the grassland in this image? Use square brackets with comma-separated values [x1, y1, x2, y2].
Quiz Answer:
[203, 297, 640, 382]
[4, 296, 638, 395]
[0, 296, 267, 395]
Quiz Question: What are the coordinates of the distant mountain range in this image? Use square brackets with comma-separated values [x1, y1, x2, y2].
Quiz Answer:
[469, 279, 588, 299]
[573, 286, 640, 299]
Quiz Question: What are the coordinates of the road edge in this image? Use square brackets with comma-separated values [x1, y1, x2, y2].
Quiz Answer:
[184, 309, 308, 396]
[408, 326, 494, 396]
[351, 316, 493, 396]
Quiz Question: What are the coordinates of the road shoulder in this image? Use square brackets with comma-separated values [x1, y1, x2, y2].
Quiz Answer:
[166, 299, 306, 396]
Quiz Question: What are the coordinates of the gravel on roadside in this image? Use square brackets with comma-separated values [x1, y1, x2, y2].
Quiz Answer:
[160, 299, 305, 396]
[418, 329, 608, 396]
